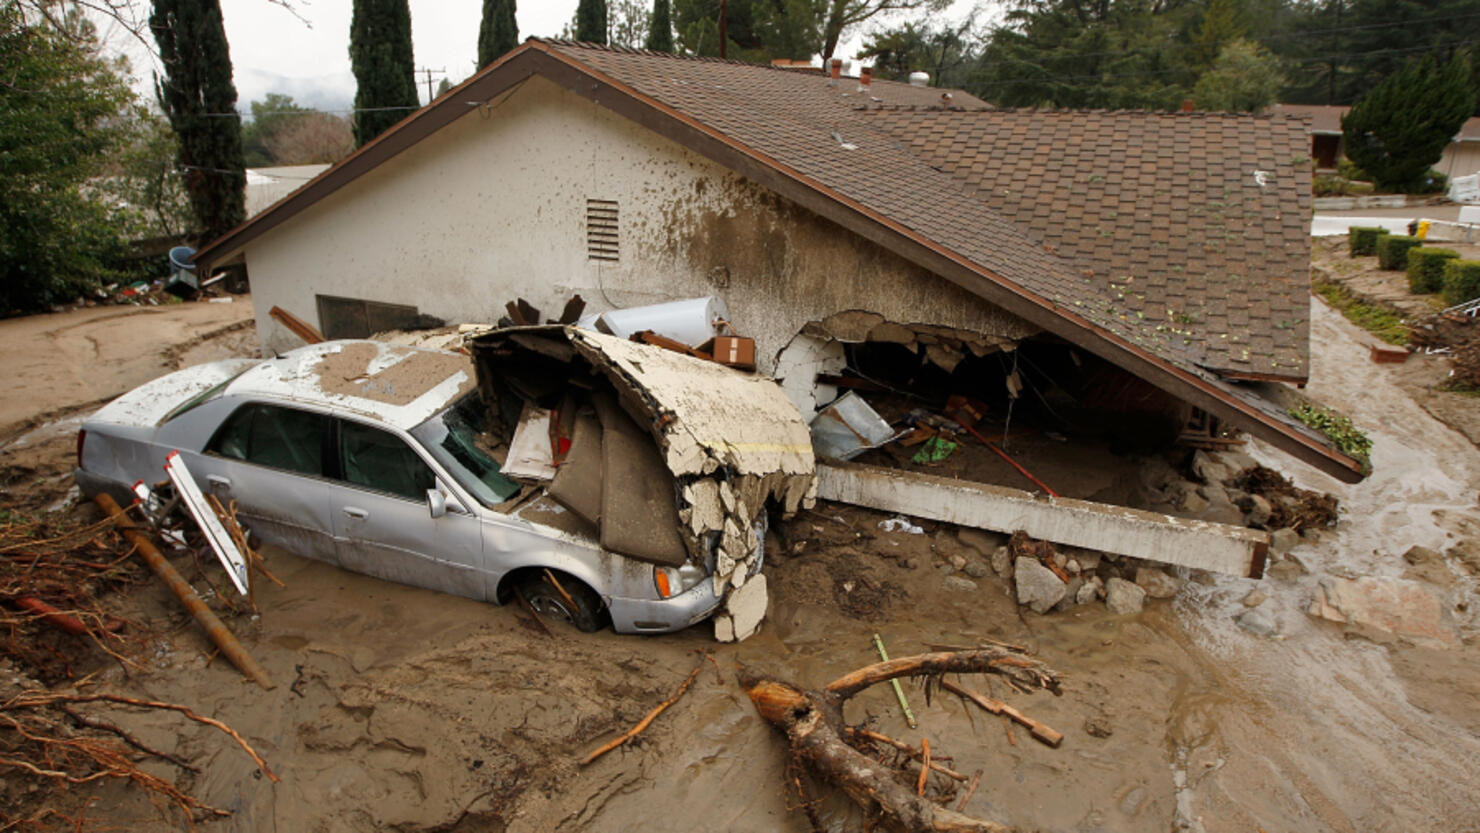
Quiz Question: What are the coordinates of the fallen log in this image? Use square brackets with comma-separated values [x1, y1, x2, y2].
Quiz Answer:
[744, 646, 1061, 832]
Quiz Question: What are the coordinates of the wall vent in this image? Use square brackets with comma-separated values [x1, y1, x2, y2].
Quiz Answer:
[586, 198, 619, 262]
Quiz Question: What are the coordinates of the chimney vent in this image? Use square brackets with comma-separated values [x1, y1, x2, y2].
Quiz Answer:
[830, 58, 842, 80]
[858, 66, 872, 92]
[1181, 99, 1195, 112]
[908, 71, 930, 87]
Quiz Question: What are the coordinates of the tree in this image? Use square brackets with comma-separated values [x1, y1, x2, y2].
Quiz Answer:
[1191, 37, 1283, 111]
[673, 0, 822, 61]
[609, 0, 647, 47]
[151, 0, 247, 243]
[1342, 54, 1476, 191]
[857, 17, 978, 88]
[349, 0, 418, 147]
[265, 113, 355, 164]
[1, 5, 133, 312]
[103, 107, 194, 241]
[241, 93, 310, 167]
[576, 0, 607, 42]
[817, 0, 947, 62]
[478, 0, 518, 67]
[646, 0, 674, 51]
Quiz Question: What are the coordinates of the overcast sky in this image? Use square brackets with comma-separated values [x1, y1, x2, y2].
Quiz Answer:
[105, 1, 980, 115]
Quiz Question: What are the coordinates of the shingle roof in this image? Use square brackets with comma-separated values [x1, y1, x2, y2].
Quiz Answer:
[866, 108, 1313, 379]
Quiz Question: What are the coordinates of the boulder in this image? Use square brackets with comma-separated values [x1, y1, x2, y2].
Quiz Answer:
[1105, 577, 1146, 615]
[1270, 528, 1300, 554]
[1191, 450, 1233, 484]
[1307, 575, 1458, 647]
[1014, 557, 1067, 614]
[1072, 551, 1103, 573]
[991, 546, 1013, 578]
[943, 575, 978, 593]
[1076, 575, 1104, 605]
[1220, 450, 1258, 473]
[1135, 567, 1180, 599]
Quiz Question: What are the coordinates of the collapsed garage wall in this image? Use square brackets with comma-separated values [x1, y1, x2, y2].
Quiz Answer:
[237, 75, 1037, 362]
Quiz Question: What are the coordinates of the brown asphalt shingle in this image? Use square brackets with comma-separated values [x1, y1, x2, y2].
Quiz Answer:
[545, 41, 1312, 382]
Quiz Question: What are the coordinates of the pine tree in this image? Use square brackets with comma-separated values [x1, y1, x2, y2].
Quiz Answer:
[576, 0, 607, 43]
[349, 0, 418, 147]
[479, 0, 519, 67]
[645, 0, 673, 52]
[150, 0, 246, 243]
[1342, 55, 1476, 193]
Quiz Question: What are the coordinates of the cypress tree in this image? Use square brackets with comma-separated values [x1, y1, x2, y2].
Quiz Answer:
[645, 0, 673, 52]
[575, 0, 607, 44]
[150, 0, 245, 243]
[478, 0, 519, 67]
[1342, 55, 1476, 193]
[349, 0, 418, 147]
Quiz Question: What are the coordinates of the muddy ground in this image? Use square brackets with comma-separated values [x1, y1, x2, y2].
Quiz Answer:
[2, 297, 1478, 832]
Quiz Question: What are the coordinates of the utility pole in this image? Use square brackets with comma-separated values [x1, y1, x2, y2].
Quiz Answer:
[417, 67, 445, 104]
[718, 0, 726, 58]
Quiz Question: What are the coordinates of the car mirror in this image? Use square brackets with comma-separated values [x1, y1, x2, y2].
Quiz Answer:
[427, 488, 447, 519]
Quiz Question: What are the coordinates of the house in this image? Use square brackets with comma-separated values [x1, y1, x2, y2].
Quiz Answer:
[1272, 103, 1480, 176]
[193, 40, 1363, 483]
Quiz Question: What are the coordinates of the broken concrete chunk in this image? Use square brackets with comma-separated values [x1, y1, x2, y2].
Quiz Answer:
[1191, 450, 1233, 484]
[1076, 575, 1104, 605]
[1307, 575, 1458, 647]
[1270, 528, 1300, 554]
[1134, 567, 1180, 599]
[1105, 578, 1146, 615]
[714, 573, 768, 642]
[1014, 557, 1066, 613]
[991, 546, 1013, 578]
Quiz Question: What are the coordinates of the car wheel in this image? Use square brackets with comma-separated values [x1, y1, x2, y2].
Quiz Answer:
[518, 572, 604, 633]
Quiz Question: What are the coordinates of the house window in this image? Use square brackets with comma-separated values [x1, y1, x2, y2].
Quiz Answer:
[586, 198, 619, 262]
[316, 294, 423, 340]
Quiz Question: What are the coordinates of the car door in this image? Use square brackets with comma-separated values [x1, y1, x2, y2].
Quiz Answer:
[324, 417, 487, 601]
[192, 402, 337, 564]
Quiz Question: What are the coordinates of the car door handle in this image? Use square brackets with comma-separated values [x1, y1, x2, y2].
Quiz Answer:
[343, 506, 369, 520]
[206, 475, 231, 490]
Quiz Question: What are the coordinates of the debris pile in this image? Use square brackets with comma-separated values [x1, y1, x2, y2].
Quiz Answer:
[1409, 309, 1480, 389]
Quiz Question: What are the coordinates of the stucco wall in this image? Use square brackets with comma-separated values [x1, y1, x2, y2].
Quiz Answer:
[243, 75, 1035, 369]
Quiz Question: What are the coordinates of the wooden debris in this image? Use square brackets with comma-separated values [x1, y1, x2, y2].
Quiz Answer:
[581, 653, 706, 766]
[268, 305, 324, 344]
[940, 679, 1063, 748]
[843, 727, 968, 781]
[745, 646, 1061, 832]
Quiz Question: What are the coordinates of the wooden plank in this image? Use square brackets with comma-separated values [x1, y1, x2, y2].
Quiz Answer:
[816, 461, 1270, 578]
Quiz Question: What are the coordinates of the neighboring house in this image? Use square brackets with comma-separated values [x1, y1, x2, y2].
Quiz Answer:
[194, 40, 1362, 482]
[245, 165, 332, 217]
[1272, 103, 1480, 176]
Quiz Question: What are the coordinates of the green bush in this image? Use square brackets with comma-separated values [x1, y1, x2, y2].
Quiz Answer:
[1411, 168, 1449, 194]
[1348, 226, 1389, 256]
[1441, 259, 1480, 306]
[1337, 157, 1369, 181]
[1407, 247, 1459, 293]
[1376, 234, 1421, 270]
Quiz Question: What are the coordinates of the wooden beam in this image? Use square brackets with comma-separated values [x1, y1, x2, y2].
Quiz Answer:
[816, 462, 1270, 578]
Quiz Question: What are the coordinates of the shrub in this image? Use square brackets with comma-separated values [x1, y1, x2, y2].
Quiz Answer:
[1348, 225, 1389, 256]
[1411, 168, 1449, 195]
[1407, 247, 1459, 293]
[1376, 234, 1421, 270]
[1336, 157, 1369, 181]
[1442, 259, 1480, 306]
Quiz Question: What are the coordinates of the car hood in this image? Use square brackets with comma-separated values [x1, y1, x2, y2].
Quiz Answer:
[90, 358, 260, 429]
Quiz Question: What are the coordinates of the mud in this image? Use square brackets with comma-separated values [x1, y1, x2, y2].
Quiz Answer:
[313, 341, 476, 407]
[3, 296, 1478, 833]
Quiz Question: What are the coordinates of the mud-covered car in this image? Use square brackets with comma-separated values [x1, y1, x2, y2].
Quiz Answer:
[74, 340, 726, 633]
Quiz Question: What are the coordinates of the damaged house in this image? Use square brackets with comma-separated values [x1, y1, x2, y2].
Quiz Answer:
[189, 40, 1363, 621]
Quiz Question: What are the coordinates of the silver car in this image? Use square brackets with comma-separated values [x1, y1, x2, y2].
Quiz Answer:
[74, 340, 722, 633]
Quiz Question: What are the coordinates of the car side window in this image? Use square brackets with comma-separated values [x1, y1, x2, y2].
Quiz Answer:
[337, 419, 435, 501]
[207, 404, 328, 477]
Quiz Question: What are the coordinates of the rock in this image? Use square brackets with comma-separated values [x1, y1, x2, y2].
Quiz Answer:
[1064, 558, 1082, 576]
[1178, 490, 1210, 515]
[1401, 545, 1453, 588]
[1077, 575, 1104, 605]
[1105, 577, 1146, 615]
[964, 559, 990, 579]
[1197, 481, 1228, 503]
[1220, 450, 1258, 473]
[1084, 716, 1113, 739]
[1192, 450, 1233, 484]
[1134, 566, 1179, 599]
[944, 575, 978, 593]
[1307, 575, 1459, 647]
[949, 554, 968, 572]
[1265, 560, 1303, 581]
[1073, 551, 1102, 573]
[1200, 489, 1248, 526]
[955, 527, 1000, 557]
[991, 546, 1013, 578]
[1241, 494, 1273, 528]
[1054, 577, 1085, 611]
[1014, 557, 1067, 613]
[1270, 527, 1300, 554]
[1241, 588, 1268, 607]
[714, 574, 768, 642]
[1237, 604, 1278, 637]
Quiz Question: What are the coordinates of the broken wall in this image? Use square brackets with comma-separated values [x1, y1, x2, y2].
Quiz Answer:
[236, 75, 1036, 362]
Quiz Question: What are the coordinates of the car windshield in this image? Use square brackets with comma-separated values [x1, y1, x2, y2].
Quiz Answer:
[160, 365, 254, 425]
[411, 391, 521, 507]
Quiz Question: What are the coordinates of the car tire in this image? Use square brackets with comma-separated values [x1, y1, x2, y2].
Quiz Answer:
[518, 572, 605, 633]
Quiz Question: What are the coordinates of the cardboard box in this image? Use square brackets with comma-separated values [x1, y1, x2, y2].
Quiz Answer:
[710, 335, 756, 370]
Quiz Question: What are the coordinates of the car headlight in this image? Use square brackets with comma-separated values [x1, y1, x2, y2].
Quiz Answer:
[654, 563, 707, 599]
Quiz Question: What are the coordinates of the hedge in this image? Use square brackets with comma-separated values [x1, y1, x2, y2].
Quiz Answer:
[1376, 234, 1422, 270]
[1441, 259, 1480, 307]
[1407, 247, 1459, 293]
[1348, 226, 1389, 256]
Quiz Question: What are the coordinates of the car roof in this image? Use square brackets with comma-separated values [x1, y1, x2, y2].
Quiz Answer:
[226, 340, 476, 430]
